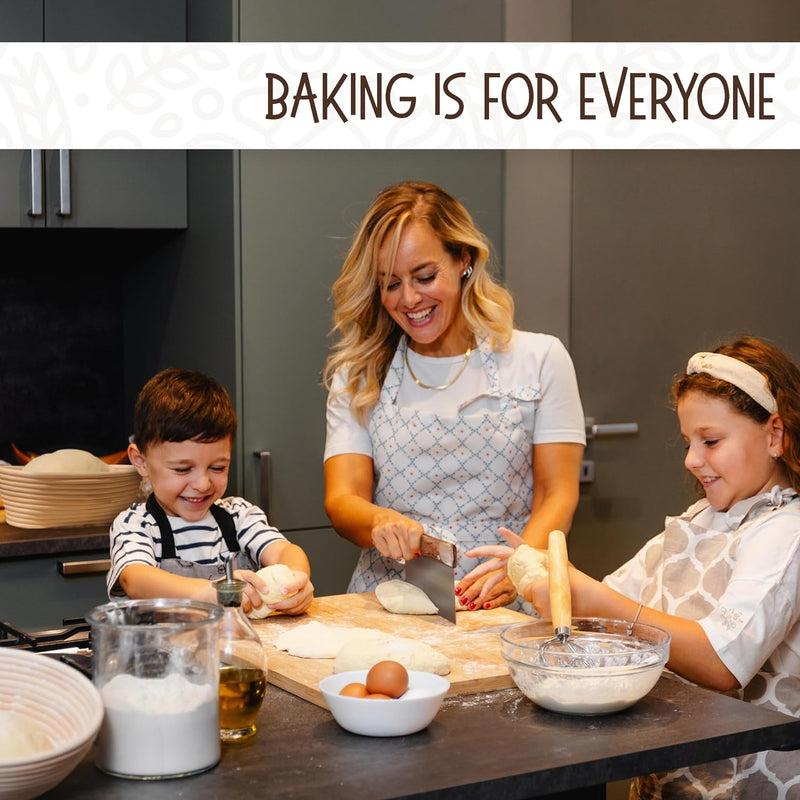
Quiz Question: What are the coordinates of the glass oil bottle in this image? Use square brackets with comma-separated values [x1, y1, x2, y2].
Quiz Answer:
[215, 559, 267, 741]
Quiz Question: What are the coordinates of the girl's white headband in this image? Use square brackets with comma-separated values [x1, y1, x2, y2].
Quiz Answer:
[686, 352, 777, 414]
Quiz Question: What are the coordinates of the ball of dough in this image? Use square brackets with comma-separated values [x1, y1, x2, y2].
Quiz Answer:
[334, 634, 450, 676]
[247, 564, 299, 619]
[375, 580, 438, 615]
[507, 544, 549, 596]
[22, 448, 110, 474]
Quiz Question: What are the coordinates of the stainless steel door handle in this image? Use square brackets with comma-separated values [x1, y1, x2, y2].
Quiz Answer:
[55, 149, 71, 216]
[57, 558, 110, 575]
[28, 149, 43, 217]
[585, 417, 639, 439]
[581, 417, 639, 484]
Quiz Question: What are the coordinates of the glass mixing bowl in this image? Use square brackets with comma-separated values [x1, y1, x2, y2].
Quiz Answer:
[500, 617, 670, 716]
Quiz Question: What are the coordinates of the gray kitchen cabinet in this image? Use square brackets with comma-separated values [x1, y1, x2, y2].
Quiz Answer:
[0, 551, 108, 631]
[0, 0, 187, 229]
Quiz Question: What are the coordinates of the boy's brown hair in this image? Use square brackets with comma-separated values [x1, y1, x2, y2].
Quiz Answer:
[133, 368, 237, 453]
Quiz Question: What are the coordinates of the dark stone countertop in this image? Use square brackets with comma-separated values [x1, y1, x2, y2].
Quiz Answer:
[43, 673, 800, 800]
[0, 521, 109, 559]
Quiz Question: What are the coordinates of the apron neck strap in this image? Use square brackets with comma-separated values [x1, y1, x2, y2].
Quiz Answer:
[145, 494, 240, 558]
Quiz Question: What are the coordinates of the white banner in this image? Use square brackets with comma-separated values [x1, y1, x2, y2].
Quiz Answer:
[0, 42, 797, 148]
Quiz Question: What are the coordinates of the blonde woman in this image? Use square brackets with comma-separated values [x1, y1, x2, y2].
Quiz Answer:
[323, 181, 585, 610]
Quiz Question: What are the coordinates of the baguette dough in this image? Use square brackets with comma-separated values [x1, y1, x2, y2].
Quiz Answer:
[273, 620, 450, 675]
[274, 621, 386, 658]
[507, 544, 549, 595]
[335, 635, 450, 676]
[247, 564, 299, 619]
[375, 580, 438, 615]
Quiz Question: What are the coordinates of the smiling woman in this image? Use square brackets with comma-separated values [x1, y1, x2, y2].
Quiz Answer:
[322, 181, 586, 612]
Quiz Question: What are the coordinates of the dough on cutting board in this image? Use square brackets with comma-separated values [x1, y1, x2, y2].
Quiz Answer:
[273, 620, 386, 658]
[375, 579, 437, 615]
[507, 544, 549, 595]
[335, 634, 450, 676]
[247, 564, 299, 619]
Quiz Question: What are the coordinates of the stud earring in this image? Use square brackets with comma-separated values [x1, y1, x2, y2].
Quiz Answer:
[772, 452, 780, 460]
[462, 265, 473, 279]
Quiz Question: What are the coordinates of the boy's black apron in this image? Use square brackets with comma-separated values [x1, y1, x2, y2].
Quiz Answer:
[145, 494, 255, 579]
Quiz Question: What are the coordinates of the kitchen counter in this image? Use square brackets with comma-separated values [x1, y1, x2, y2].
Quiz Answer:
[0, 522, 108, 560]
[44, 673, 800, 800]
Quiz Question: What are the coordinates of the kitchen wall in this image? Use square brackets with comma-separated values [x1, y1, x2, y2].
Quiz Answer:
[0, 230, 177, 466]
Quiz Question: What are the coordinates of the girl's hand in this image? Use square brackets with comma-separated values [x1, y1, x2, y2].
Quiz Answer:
[370, 509, 425, 561]
[456, 526, 527, 610]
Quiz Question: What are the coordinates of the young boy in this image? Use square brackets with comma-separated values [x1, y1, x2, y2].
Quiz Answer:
[107, 368, 313, 616]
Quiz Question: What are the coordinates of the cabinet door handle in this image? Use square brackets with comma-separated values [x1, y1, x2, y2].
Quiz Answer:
[56, 149, 71, 216]
[255, 450, 272, 522]
[28, 149, 43, 217]
[57, 558, 110, 576]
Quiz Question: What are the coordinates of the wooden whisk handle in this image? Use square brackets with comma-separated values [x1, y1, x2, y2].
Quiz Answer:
[548, 529, 571, 633]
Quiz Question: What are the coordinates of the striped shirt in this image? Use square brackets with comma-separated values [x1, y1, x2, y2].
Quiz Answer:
[107, 496, 286, 597]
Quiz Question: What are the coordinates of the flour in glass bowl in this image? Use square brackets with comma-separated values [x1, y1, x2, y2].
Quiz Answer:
[95, 672, 219, 778]
[506, 636, 667, 715]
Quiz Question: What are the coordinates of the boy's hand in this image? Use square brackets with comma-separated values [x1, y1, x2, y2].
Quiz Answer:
[265, 571, 314, 616]
[235, 568, 313, 616]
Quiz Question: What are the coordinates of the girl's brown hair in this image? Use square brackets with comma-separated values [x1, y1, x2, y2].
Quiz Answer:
[671, 335, 800, 492]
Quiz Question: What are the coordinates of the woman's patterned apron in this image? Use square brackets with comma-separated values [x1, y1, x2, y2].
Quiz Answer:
[630, 488, 800, 800]
[146, 494, 255, 579]
[348, 336, 535, 612]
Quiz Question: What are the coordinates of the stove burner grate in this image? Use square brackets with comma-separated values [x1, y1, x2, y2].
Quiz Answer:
[0, 617, 91, 652]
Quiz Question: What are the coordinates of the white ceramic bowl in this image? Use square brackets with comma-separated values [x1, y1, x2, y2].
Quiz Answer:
[0, 464, 139, 528]
[501, 618, 670, 716]
[0, 650, 104, 800]
[318, 669, 450, 737]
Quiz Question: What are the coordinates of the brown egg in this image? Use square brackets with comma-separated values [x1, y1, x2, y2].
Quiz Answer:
[339, 682, 369, 698]
[366, 660, 409, 698]
[365, 693, 393, 699]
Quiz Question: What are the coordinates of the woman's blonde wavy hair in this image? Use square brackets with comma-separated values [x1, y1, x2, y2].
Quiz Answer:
[324, 181, 514, 424]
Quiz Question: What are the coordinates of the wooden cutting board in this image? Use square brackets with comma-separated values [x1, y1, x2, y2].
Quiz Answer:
[253, 592, 531, 708]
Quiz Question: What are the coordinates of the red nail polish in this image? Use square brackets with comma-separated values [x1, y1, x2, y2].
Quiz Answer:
[454, 586, 462, 595]
[469, 602, 477, 610]
[483, 602, 491, 609]
[460, 596, 469, 606]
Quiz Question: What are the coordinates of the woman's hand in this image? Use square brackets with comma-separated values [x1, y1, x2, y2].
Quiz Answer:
[370, 508, 426, 561]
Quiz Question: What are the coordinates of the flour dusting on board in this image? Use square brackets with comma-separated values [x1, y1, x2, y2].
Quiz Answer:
[252, 593, 532, 707]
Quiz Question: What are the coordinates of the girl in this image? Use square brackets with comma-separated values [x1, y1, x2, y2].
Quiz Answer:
[468, 335, 800, 798]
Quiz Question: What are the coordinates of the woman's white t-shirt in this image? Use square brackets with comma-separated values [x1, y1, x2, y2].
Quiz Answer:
[324, 331, 586, 461]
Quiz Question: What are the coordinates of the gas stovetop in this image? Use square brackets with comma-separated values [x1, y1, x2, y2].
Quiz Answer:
[0, 617, 93, 677]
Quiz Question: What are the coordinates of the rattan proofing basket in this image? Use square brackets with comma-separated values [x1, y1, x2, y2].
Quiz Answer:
[0, 465, 139, 528]
[0, 649, 103, 799]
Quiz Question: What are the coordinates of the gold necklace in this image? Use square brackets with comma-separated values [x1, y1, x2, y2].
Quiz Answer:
[404, 345, 472, 391]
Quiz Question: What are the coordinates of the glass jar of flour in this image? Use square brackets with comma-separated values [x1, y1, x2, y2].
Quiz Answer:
[88, 599, 223, 779]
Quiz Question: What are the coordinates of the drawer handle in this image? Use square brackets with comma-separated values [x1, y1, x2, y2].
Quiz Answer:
[57, 559, 110, 576]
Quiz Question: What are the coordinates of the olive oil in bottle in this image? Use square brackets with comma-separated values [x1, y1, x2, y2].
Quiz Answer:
[215, 563, 267, 742]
